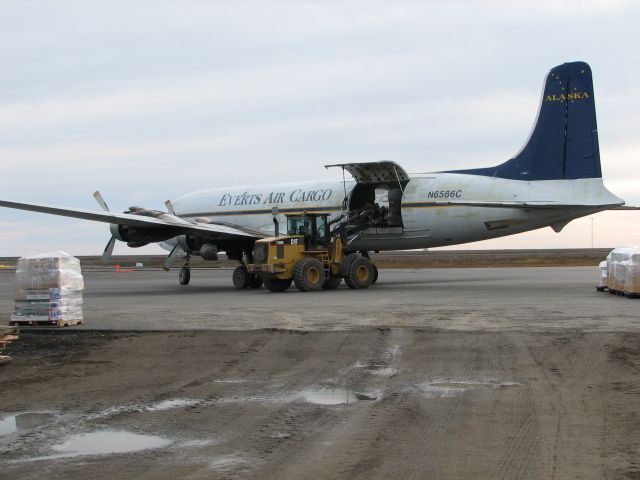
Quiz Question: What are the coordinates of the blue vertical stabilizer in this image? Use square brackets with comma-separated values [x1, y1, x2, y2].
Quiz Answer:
[447, 61, 601, 180]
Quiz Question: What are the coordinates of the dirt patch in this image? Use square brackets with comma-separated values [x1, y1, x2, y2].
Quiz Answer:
[2, 329, 640, 479]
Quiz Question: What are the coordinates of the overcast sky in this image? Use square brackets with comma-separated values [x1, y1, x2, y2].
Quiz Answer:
[1, 0, 639, 256]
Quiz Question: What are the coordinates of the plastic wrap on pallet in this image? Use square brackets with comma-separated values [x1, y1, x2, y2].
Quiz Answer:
[11, 252, 84, 323]
[598, 261, 608, 288]
[14, 251, 84, 290]
[610, 260, 630, 293]
[606, 246, 640, 292]
[624, 263, 640, 296]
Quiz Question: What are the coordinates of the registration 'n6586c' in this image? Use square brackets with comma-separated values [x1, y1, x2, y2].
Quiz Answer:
[426, 190, 463, 199]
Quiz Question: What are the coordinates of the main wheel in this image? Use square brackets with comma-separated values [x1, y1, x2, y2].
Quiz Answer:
[263, 277, 292, 292]
[179, 266, 191, 285]
[293, 258, 325, 292]
[232, 265, 250, 289]
[371, 264, 379, 284]
[346, 257, 374, 289]
[249, 273, 263, 289]
[322, 275, 342, 290]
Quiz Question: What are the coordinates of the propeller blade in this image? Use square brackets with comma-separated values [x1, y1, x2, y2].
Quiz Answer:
[93, 191, 110, 212]
[163, 244, 181, 271]
[164, 200, 176, 215]
[102, 236, 117, 264]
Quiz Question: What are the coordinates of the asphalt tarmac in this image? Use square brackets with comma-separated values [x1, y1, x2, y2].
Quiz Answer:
[0, 266, 637, 332]
[2, 267, 640, 479]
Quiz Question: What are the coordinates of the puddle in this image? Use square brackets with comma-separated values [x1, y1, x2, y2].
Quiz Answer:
[144, 399, 200, 412]
[418, 379, 519, 398]
[209, 454, 246, 470]
[89, 398, 204, 419]
[51, 430, 172, 457]
[368, 367, 399, 377]
[301, 387, 377, 405]
[0, 412, 56, 436]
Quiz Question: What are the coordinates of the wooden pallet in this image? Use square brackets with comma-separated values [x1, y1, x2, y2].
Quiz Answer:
[9, 319, 83, 327]
[0, 325, 18, 364]
[0, 335, 19, 349]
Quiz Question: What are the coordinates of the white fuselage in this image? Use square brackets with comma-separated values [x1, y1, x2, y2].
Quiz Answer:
[169, 173, 622, 251]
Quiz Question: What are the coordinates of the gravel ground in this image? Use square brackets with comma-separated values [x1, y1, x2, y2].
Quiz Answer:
[1, 267, 640, 479]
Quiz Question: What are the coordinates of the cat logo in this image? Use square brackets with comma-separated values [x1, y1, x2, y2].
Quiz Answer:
[545, 91, 590, 102]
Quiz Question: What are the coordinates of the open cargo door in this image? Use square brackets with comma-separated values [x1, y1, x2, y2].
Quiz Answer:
[325, 161, 410, 229]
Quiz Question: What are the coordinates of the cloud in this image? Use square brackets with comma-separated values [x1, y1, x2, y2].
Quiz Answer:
[0, 1, 639, 255]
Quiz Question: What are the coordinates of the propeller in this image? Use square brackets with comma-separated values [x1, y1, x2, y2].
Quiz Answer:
[93, 190, 116, 264]
[93, 191, 183, 268]
[93, 190, 110, 212]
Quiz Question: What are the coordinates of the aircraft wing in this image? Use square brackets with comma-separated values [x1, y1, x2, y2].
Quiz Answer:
[0, 199, 266, 240]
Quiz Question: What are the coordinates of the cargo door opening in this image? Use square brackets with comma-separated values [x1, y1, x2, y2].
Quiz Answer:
[325, 161, 410, 235]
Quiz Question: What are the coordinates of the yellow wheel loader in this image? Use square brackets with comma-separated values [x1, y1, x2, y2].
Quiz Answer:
[247, 212, 376, 292]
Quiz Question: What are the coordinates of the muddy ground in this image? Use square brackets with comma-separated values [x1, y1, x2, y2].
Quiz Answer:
[2, 328, 640, 480]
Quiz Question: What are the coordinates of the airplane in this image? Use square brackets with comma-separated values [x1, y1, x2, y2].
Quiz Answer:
[0, 61, 630, 289]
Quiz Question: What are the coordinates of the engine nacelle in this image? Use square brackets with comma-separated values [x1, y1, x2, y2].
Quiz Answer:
[175, 235, 219, 260]
[110, 223, 126, 241]
[176, 235, 198, 254]
[200, 244, 218, 261]
[109, 223, 177, 248]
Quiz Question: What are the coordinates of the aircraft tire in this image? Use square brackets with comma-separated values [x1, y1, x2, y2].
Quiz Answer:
[249, 273, 263, 289]
[232, 265, 250, 289]
[179, 266, 191, 285]
[346, 257, 374, 289]
[322, 275, 342, 290]
[263, 277, 292, 292]
[371, 264, 379, 284]
[293, 258, 325, 292]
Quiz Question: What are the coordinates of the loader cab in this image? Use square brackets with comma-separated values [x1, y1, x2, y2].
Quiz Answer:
[286, 213, 330, 250]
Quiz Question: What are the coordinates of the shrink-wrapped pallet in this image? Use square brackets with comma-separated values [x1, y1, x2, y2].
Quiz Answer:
[10, 252, 84, 325]
[14, 252, 84, 290]
[610, 260, 630, 293]
[597, 261, 608, 290]
[606, 247, 640, 293]
[624, 254, 640, 296]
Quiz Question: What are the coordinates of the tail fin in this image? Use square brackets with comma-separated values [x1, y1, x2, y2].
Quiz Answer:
[448, 61, 601, 180]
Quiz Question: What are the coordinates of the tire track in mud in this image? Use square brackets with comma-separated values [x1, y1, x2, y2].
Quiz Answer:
[252, 328, 409, 480]
[365, 333, 482, 480]
[491, 335, 555, 480]
[178, 329, 381, 479]
[564, 333, 604, 387]
[555, 333, 607, 478]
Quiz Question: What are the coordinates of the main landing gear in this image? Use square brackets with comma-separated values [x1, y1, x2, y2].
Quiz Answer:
[179, 255, 191, 285]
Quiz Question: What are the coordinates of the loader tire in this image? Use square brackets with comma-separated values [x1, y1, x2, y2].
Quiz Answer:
[293, 258, 325, 292]
[346, 256, 374, 289]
